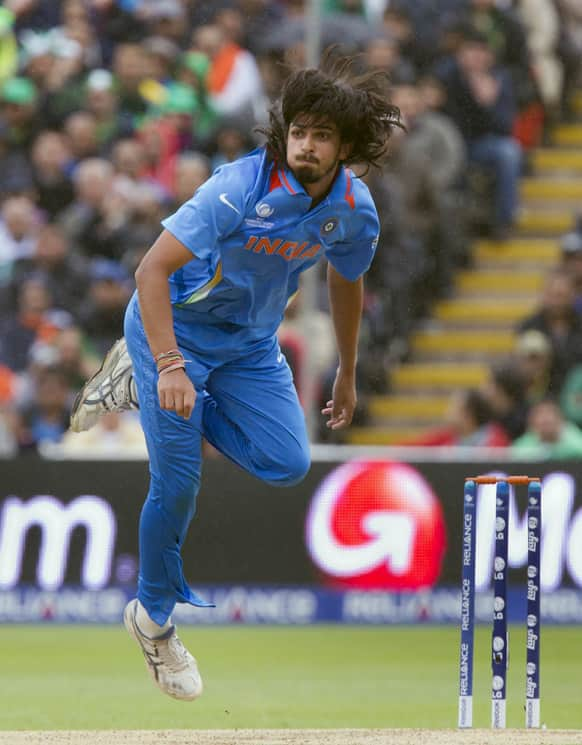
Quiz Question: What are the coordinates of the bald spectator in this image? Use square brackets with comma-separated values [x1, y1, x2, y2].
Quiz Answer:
[64, 110, 102, 163]
[59, 157, 132, 260]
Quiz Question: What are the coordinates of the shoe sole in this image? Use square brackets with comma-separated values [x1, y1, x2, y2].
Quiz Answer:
[69, 338, 127, 432]
[123, 600, 202, 702]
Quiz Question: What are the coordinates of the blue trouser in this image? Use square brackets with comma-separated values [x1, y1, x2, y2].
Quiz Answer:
[468, 135, 522, 228]
[124, 293, 310, 625]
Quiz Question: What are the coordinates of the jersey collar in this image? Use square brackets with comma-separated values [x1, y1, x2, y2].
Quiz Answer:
[277, 162, 353, 208]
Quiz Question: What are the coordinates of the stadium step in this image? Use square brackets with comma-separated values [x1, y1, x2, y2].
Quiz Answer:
[552, 124, 582, 147]
[433, 298, 534, 324]
[531, 148, 582, 173]
[391, 363, 488, 390]
[517, 209, 573, 234]
[347, 426, 433, 445]
[473, 239, 559, 265]
[412, 329, 515, 357]
[353, 100, 577, 444]
[369, 394, 449, 420]
[521, 178, 582, 201]
[456, 270, 543, 294]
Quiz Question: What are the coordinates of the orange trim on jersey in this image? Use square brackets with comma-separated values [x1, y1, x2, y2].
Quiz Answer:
[279, 169, 296, 194]
[269, 167, 283, 192]
[344, 169, 355, 209]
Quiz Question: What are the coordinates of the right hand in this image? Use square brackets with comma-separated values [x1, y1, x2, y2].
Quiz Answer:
[158, 368, 196, 420]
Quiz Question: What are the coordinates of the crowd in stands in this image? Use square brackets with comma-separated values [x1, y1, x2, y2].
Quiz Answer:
[407, 222, 582, 457]
[0, 0, 580, 455]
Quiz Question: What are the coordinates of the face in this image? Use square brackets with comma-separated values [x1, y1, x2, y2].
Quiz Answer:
[530, 401, 562, 442]
[542, 274, 574, 316]
[392, 85, 423, 126]
[458, 42, 492, 75]
[286, 117, 350, 186]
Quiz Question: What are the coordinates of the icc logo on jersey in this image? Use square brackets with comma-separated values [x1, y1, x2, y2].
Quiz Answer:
[256, 202, 274, 218]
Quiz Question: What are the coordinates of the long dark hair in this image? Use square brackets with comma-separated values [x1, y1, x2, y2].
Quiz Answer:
[258, 50, 402, 170]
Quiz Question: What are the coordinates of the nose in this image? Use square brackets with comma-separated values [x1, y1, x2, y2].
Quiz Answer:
[301, 133, 315, 153]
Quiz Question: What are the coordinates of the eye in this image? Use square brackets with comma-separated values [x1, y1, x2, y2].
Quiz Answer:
[290, 127, 305, 138]
[316, 131, 330, 141]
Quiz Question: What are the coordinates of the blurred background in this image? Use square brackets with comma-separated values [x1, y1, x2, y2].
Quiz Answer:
[0, 0, 582, 733]
[0, 0, 582, 454]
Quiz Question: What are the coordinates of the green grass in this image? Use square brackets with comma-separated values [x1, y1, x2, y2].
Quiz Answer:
[0, 625, 580, 730]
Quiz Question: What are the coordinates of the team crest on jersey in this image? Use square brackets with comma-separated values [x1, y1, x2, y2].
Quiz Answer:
[321, 217, 338, 235]
[256, 202, 274, 218]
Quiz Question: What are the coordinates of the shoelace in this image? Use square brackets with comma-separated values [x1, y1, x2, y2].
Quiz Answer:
[150, 633, 192, 674]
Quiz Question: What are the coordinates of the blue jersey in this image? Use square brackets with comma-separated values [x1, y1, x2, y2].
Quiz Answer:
[162, 147, 379, 336]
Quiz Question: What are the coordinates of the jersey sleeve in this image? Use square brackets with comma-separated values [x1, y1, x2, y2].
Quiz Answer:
[325, 200, 380, 281]
[161, 161, 250, 260]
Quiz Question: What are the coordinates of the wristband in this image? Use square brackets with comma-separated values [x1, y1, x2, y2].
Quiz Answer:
[154, 348, 181, 363]
[158, 361, 186, 377]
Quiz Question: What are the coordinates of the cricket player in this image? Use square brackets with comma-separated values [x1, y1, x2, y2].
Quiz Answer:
[70, 57, 400, 700]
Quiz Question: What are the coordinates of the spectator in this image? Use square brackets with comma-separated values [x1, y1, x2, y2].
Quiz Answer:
[559, 228, 582, 314]
[0, 275, 57, 372]
[59, 157, 132, 261]
[64, 110, 102, 163]
[84, 68, 134, 148]
[381, 111, 440, 318]
[173, 151, 210, 207]
[31, 130, 75, 218]
[192, 23, 264, 122]
[13, 365, 71, 451]
[437, 28, 522, 240]
[361, 167, 419, 365]
[364, 35, 416, 85]
[58, 410, 147, 457]
[514, 329, 554, 402]
[52, 324, 100, 392]
[513, 0, 563, 116]
[391, 76, 468, 295]
[404, 388, 510, 447]
[0, 76, 42, 150]
[11, 222, 89, 321]
[0, 195, 39, 290]
[481, 362, 529, 440]
[518, 268, 582, 393]
[556, 0, 582, 118]
[79, 258, 132, 355]
[111, 42, 149, 119]
[512, 397, 582, 458]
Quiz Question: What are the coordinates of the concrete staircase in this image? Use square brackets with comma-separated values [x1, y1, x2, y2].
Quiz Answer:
[348, 94, 582, 446]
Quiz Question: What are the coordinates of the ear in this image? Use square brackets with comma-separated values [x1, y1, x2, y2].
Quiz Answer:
[339, 141, 353, 162]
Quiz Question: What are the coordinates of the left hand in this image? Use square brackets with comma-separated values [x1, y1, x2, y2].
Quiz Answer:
[321, 370, 357, 430]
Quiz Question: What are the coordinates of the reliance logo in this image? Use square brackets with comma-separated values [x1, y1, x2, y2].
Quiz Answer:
[0, 495, 116, 590]
[305, 461, 447, 590]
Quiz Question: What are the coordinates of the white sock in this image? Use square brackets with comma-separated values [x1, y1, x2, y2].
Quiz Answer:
[135, 600, 171, 638]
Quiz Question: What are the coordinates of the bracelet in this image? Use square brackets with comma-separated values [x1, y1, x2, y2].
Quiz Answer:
[158, 361, 186, 376]
[154, 348, 181, 363]
[157, 353, 184, 370]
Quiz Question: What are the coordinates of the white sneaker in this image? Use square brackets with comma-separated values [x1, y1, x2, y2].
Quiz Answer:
[70, 337, 138, 432]
[123, 599, 203, 701]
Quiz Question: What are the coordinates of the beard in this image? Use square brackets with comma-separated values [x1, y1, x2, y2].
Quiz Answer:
[293, 159, 337, 186]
